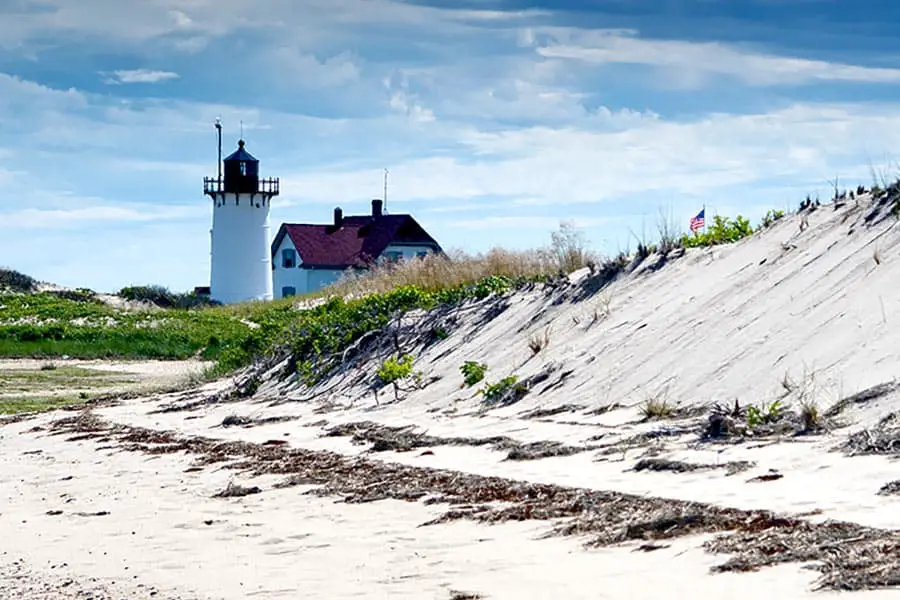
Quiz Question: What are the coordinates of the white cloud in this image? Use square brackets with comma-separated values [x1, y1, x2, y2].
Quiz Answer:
[275, 102, 900, 209]
[387, 90, 436, 123]
[270, 50, 362, 88]
[103, 69, 180, 84]
[531, 28, 900, 87]
[0, 0, 544, 51]
[443, 215, 614, 230]
[0, 204, 204, 230]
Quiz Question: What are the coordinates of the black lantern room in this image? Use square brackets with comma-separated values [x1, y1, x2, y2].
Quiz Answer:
[223, 140, 259, 194]
[204, 134, 279, 199]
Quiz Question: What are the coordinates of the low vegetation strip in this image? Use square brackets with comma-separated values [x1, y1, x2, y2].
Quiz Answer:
[0, 290, 257, 361]
[0, 210, 784, 372]
[0, 273, 540, 376]
[45, 411, 900, 592]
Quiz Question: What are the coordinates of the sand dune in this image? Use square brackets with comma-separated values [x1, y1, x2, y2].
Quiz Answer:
[2, 194, 899, 598]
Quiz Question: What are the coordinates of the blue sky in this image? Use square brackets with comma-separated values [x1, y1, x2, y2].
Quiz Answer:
[3, 0, 900, 292]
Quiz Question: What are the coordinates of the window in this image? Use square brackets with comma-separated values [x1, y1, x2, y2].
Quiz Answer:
[240, 162, 247, 176]
[282, 286, 296, 298]
[282, 248, 296, 268]
[382, 251, 403, 264]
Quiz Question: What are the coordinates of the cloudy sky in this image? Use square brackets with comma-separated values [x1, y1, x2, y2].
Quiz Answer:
[2, 0, 900, 292]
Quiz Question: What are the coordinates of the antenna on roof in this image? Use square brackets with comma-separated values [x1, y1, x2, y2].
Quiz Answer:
[214, 117, 222, 183]
[240, 119, 244, 140]
[384, 168, 389, 213]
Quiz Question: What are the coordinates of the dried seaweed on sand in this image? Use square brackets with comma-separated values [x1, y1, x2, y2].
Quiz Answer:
[47, 410, 900, 592]
[323, 420, 591, 461]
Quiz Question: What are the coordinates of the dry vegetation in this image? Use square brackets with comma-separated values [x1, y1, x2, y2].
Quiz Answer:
[325, 222, 598, 298]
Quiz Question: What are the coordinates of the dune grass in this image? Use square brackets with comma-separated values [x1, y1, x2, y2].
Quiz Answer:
[325, 222, 597, 298]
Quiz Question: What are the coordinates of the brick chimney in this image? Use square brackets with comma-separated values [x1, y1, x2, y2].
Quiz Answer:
[372, 198, 383, 218]
[333, 207, 343, 228]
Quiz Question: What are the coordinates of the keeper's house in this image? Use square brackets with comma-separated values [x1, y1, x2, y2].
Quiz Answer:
[270, 199, 443, 298]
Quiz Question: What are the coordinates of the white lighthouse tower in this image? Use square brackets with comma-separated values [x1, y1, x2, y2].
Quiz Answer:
[203, 123, 279, 304]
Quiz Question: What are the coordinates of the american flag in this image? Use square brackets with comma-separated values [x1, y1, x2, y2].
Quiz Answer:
[689, 208, 705, 232]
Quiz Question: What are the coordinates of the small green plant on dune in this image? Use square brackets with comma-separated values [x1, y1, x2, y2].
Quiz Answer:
[480, 375, 527, 405]
[377, 353, 415, 385]
[681, 215, 754, 248]
[746, 399, 785, 429]
[377, 353, 419, 401]
[460, 360, 488, 387]
[758, 209, 785, 230]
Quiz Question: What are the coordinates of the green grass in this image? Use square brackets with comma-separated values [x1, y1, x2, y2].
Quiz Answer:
[0, 394, 84, 415]
[0, 290, 299, 363]
[0, 275, 535, 382]
[0, 366, 136, 394]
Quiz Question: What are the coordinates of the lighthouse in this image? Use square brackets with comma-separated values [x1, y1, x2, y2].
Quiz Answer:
[203, 124, 279, 304]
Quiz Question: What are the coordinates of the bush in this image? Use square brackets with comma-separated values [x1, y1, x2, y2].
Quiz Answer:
[118, 285, 177, 306]
[0, 268, 36, 292]
[480, 375, 527, 405]
[377, 354, 415, 385]
[681, 215, 754, 248]
[460, 361, 487, 387]
[758, 209, 785, 230]
[49, 288, 100, 304]
[118, 285, 217, 309]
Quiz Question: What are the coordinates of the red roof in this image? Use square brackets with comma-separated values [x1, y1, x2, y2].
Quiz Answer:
[272, 214, 441, 268]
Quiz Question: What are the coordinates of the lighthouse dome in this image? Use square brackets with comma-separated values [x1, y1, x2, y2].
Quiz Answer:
[222, 140, 260, 193]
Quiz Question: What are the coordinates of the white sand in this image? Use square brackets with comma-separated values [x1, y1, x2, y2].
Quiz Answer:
[2, 410, 897, 600]
[2, 195, 900, 598]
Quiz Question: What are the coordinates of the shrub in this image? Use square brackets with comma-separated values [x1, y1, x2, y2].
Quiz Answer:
[460, 361, 487, 387]
[0, 268, 36, 292]
[377, 354, 415, 385]
[758, 209, 785, 230]
[118, 285, 218, 309]
[681, 214, 754, 248]
[283, 279, 537, 386]
[118, 284, 175, 306]
[377, 353, 419, 402]
[50, 288, 100, 304]
[480, 375, 527, 405]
